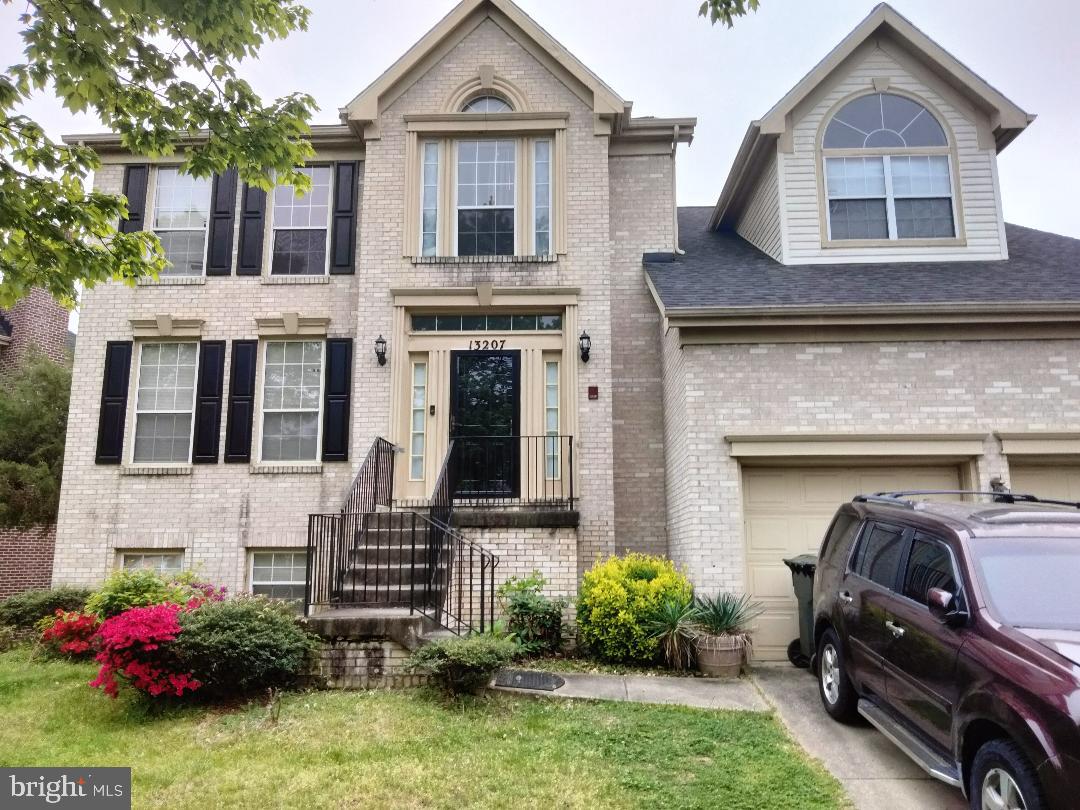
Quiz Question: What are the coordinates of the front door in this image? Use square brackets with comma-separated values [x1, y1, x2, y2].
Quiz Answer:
[449, 351, 520, 500]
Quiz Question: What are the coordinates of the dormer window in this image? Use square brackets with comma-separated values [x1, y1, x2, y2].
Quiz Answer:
[822, 92, 957, 242]
[462, 95, 512, 113]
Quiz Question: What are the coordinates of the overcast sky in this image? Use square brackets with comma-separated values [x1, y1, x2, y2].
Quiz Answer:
[3, 0, 1078, 284]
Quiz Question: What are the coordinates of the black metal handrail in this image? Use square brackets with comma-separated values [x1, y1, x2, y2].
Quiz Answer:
[342, 437, 396, 515]
[448, 434, 575, 509]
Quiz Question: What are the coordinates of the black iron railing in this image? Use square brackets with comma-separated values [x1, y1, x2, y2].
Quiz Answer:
[342, 437, 396, 515]
[448, 434, 575, 509]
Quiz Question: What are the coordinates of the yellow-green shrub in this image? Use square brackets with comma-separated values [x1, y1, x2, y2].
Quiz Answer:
[576, 554, 692, 663]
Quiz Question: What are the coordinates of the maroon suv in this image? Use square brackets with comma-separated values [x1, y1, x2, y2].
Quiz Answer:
[812, 491, 1080, 810]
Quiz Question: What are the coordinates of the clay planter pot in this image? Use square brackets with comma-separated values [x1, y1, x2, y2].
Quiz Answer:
[695, 632, 749, 678]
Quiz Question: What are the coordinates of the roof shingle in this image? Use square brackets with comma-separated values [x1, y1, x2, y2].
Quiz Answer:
[647, 207, 1080, 311]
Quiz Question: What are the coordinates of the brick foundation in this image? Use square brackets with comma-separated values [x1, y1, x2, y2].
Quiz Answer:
[0, 524, 56, 599]
[314, 639, 428, 689]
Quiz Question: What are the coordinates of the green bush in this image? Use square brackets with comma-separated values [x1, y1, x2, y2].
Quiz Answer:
[406, 634, 520, 695]
[174, 596, 318, 698]
[0, 586, 93, 629]
[497, 571, 566, 656]
[84, 570, 191, 618]
[576, 553, 693, 664]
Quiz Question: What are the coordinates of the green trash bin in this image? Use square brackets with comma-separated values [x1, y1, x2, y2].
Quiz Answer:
[782, 554, 818, 668]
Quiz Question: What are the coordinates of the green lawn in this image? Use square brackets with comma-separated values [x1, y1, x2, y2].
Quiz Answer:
[0, 647, 845, 809]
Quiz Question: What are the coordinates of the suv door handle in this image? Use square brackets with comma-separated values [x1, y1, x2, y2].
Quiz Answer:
[885, 620, 905, 639]
[838, 590, 853, 604]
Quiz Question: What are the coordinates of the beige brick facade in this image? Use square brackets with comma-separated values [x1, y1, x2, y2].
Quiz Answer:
[53, 9, 682, 605]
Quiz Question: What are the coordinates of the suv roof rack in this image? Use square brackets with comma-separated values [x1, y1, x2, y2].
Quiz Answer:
[852, 490, 1080, 510]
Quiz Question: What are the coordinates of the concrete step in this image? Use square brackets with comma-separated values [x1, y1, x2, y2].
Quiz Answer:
[349, 544, 433, 565]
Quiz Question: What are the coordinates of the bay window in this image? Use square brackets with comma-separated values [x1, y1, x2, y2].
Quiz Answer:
[261, 340, 323, 462]
[152, 168, 212, 275]
[133, 342, 198, 463]
[271, 166, 333, 275]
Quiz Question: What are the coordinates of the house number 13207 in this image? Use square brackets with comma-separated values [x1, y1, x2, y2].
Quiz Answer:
[469, 339, 506, 350]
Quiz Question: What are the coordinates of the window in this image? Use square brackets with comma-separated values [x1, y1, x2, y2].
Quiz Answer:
[852, 523, 906, 589]
[456, 140, 515, 256]
[534, 140, 551, 255]
[544, 361, 559, 480]
[421, 142, 439, 256]
[251, 551, 306, 607]
[271, 166, 332, 275]
[410, 362, 427, 480]
[411, 313, 561, 332]
[902, 536, 959, 604]
[462, 95, 512, 113]
[152, 168, 212, 276]
[133, 342, 198, 463]
[122, 552, 183, 575]
[820, 512, 860, 560]
[261, 340, 323, 462]
[822, 92, 955, 241]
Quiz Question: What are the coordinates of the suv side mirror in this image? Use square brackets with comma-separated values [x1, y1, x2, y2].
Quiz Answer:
[927, 587, 966, 626]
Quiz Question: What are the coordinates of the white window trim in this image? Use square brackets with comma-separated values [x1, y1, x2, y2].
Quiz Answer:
[268, 166, 334, 277]
[248, 549, 307, 597]
[452, 138, 517, 258]
[544, 359, 560, 481]
[256, 339, 325, 464]
[419, 141, 440, 257]
[150, 166, 212, 278]
[533, 139, 552, 256]
[129, 340, 200, 466]
[409, 361, 427, 481]
[823, 154, 957, 242]
[120, 551, 185, 575]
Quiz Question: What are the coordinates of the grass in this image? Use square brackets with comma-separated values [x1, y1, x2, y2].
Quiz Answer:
[0, 646, 846, 809]
[526, 653, 704, 677]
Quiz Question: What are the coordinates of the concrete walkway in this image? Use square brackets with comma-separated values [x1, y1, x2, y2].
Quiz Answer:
[753, 665, 966, 810]
[490, 669, 768, 711]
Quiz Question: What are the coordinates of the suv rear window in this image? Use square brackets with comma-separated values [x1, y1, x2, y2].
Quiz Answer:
[820, 511, 860, 560]
[852, 523, 905, 588]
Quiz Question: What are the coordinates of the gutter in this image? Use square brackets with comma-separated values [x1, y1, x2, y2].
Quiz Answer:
[61, 124, 360, 152]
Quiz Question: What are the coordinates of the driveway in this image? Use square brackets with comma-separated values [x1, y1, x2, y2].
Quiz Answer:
[753, 664, 967, 810]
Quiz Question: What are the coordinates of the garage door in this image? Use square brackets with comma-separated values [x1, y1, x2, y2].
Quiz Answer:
[1009, 465, 1080, 502]
[743, 464, 962, 661]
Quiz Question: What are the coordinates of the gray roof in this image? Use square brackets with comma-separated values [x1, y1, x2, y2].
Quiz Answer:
[646, 207, 1080, 311]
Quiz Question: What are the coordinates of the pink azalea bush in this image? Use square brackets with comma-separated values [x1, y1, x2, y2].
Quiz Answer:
[38, 609, 100, 658]
[89, 603, 202, 699]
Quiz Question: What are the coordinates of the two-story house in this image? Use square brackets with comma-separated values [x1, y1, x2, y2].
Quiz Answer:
[54, 0, 1080, 658]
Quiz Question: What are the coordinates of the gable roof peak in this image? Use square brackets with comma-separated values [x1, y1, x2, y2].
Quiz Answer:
[340, 0, 626, 129]
[708, 1, 1034, 231]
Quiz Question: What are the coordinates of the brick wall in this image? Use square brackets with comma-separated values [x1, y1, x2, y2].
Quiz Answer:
[0, 524, 55, 598]
[608, 152, 675, 557]
[662, 336, 1080, 592]
[315, 639, 428, 689]
[0, 287, 69, 375]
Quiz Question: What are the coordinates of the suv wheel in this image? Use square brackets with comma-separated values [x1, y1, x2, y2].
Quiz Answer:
[970, 739, 1044, 810]
[817, 628, 857, 722]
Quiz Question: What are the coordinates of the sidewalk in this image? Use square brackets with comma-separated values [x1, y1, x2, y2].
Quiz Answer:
[490, 669, 768, 711]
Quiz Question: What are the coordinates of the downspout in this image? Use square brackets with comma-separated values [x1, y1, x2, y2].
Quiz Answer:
[671, 124, 683, 255]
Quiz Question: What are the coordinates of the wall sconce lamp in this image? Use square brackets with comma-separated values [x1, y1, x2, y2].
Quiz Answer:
[374, 335, 387, 366]
[579, 331, 592, 363]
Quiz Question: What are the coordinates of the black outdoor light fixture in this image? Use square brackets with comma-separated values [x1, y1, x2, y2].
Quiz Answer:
[578, 330, 592, 363]
[374, 334, 387, 366]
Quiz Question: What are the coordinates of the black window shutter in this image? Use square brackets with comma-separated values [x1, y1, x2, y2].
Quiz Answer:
[95, 341, 133, 464]
[205, 169, 238, 276]
[224, 340, 259, 462]
[236, 184, 266, 276]
[329, 162, 358, 274]
[322, 338, 352, 462]
[119, 165, 149, 233]
[192, 341, 226, 463]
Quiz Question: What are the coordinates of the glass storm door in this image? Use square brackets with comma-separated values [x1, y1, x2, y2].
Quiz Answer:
[449, 351, 520, 499]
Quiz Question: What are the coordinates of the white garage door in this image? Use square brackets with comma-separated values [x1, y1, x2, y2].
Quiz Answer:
[1009, 465, 1080, 503]
[743, 464, 962, 661]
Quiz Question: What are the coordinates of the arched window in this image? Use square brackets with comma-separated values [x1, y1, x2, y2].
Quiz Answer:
[462, 95, 512, 113]
[822, 92, 956, 241]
